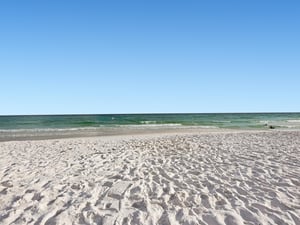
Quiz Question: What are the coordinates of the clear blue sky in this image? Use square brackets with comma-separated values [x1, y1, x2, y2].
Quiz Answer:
[0, 0, 299, 115]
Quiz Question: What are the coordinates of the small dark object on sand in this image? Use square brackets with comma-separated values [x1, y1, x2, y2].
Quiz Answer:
[269, 125, 275, 129]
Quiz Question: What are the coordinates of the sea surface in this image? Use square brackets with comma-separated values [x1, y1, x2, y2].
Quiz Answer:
[1, 113, 300, 141]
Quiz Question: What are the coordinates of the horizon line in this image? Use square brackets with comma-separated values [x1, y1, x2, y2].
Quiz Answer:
[1, 112, 300, 117]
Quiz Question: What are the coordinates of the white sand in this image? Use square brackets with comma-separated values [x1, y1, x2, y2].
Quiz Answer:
[0, 130, 299, 225]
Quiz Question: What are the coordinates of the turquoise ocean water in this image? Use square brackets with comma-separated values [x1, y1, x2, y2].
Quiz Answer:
[0, 113, 300, 141]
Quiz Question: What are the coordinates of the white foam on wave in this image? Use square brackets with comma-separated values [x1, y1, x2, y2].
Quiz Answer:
[287, 120, 300, 123]
[140, 121, 158, 124]
[119, 124, 183, 128]
[259, 120, 269, 124]
[212, 120, 231, 123]
[0, 127, 101, 133]
[195, 125, 218, 129]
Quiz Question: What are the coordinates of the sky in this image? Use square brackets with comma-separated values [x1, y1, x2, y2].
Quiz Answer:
[0, 0, 299, 115]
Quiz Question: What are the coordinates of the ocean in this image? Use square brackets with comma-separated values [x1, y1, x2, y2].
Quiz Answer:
[1, 113, 300, 141]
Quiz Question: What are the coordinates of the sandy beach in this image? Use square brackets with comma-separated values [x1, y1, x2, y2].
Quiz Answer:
[0, 130, 299, 225]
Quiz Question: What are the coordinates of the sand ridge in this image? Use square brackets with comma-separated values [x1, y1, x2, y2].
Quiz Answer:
[0, 131, 300, 224]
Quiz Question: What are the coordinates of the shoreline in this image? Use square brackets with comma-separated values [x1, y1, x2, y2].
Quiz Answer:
[0, 125, 295, 142]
